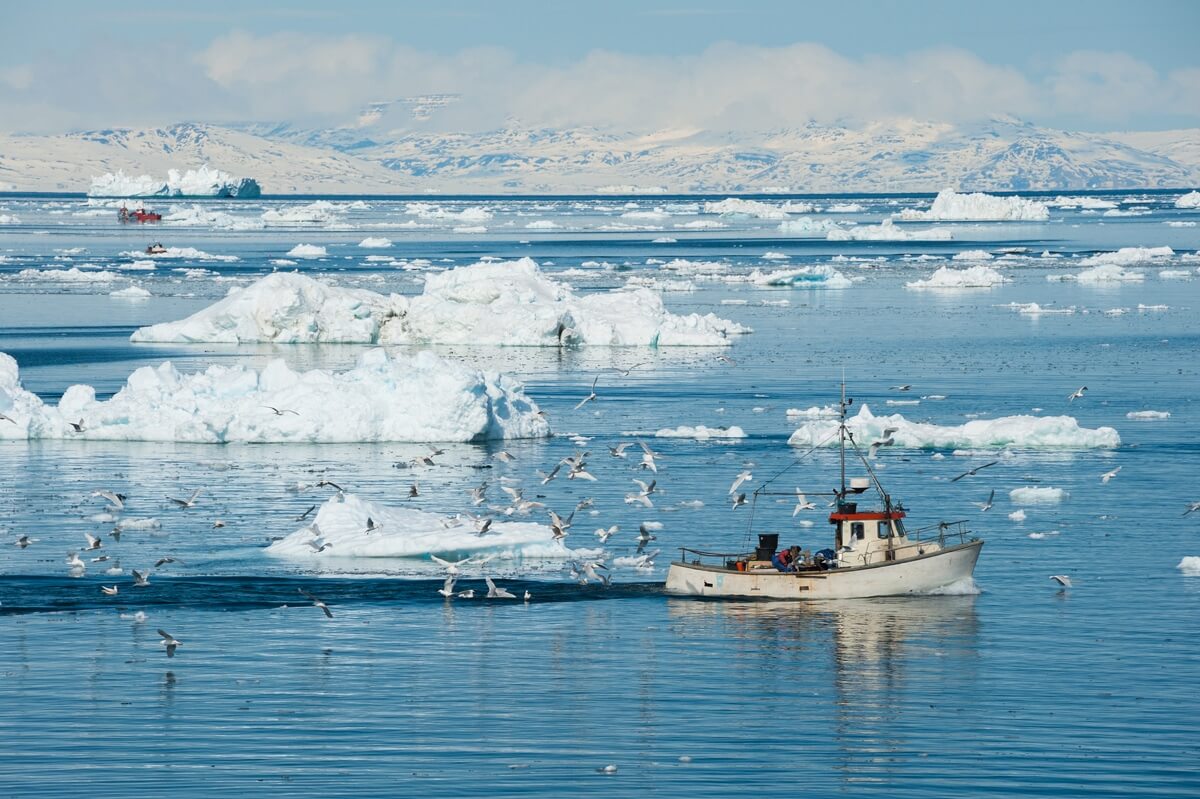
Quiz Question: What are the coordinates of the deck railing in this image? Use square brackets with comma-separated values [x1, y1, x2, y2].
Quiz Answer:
[676, 547, 752, 568]
[905, 519, 971, 547]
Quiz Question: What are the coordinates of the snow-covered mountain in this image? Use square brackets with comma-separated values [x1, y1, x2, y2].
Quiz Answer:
[1, 119, 1196, 194]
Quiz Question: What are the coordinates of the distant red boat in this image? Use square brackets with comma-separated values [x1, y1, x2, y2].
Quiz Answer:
[119, 206, 162, 223]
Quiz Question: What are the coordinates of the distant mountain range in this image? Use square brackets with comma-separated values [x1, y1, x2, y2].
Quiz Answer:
[1, 117, 1196, 194]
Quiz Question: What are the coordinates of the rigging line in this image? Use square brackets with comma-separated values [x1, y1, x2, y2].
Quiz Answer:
[754, 427, 841, 494]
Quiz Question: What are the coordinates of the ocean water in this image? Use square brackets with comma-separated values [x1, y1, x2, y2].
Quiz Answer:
[1, 192, 1198, 797]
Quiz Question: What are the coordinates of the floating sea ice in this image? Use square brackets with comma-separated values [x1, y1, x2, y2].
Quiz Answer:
[1003, 302, 1075, 316]
[704, 198, 789, 219]
[15, 267, 118, 282]
[654, 425, 747, 440]
[786, 406, 839, 419]
[905, 265, 1010, 289]
[1177, 557, 1200, 576]
[827, 219, 953, 241]
[952, 250, 994, 260]
[358, 237, 392, 248]
[1125, 410, 1170, 420]
[132, 260, 749, 346]
[120, 246, 238, 262]
[787, 404, 1119, 450]
[287, 243, 327, 258]
[1174, 191, 1200, 209]
[778, 217, 839, 235]
[1137, 304, 1169, 312]
[651, 236, 677, 243]
[895, 189, 1049, 221]
[0, 349, 549, 443]
[1159, 269, 1192, 278]
[109, 285, 152, 299]
[824, 203, 864, 213]
[749, 264, 852, 288]
[262, 201, 342, 226]
[1009, 487, 1067, 504]
[265, 493, 578, 562]
[886, 399, 920, 406]
[1079, 246, 1174, 267]
[1008, 509, 1027, 522]
[762, 251, 789, 260]
[162, 204, 263, 230]
[0, 214, 22, 224]
[1047, 196, 1118, 210]
[525, 220, 560, 230]
[1051, 263, 1146, 283]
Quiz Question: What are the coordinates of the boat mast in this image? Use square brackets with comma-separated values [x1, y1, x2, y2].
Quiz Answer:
[839, 371, 847, 500]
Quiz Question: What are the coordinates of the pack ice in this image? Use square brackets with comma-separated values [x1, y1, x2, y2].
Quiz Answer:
[0, 349, 548, 443]
[787, 404, 1120, 450]
[131, 258, 750, 346]
[265, 493, 581, 563]
[896, 189, 1050, 221]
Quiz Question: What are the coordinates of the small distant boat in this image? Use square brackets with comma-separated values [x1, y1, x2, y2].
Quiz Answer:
[119, 206, 162, 224]
[145, 242, 167, 255]
[665, 384, 984, 600]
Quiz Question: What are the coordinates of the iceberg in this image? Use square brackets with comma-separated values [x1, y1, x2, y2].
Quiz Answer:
[1175, 191, 1200, 209]
[905, 265, 1010, 289]
[286, 244, 327, 258]
[1080, 246, 1174, 267]
[654, 425, 747, 440]
[358, 237, 392, 248]
[132, 259, 750, 347]
[1009, 487, 1067, 504]
[750, 264, 852, 288]
[1048, 196, 1118, 210]
[88, 166, 260, 198]
[1052, 263, 1146, 283]
[109, 285, 151, 299]
[119, 246, 238, 262]
[703, 198, 788, 219]
[827, 219, 953, 241]
[0, 349, 548, 443]
[265, 493, 579, 563]
[262, 201, 342, 226]
[896, 189, 1049, 221]
[787, 404, 1119, 450]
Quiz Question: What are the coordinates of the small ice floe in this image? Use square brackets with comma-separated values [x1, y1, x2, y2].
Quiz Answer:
[777, 217, 839, 235]
[358, 237, 392, 248]
[654, 425, 746, 440]
[15, 267, 118, 282]
[704, 198, 790, 219]
[1172, 191, 1200, 208]
[1009, 487, 1067, 505]
[1177, 557, 1200, 576]
[827, 219, 953, 241]
[1138, 304, 1169, 312]
[1126, 410, 1170, 420]
[109, 285, 151, 299]
[1002, 302, 1075, 316]
[286, 243, 327, 258]
[262, 201, 342, 226]
[749, 264, 851, 288]
[905, 265, 1009, 289]
[895, 190, 1049, 222]
[1008, 509, 1027, 522]
[120, 246, 238, 262]
[788, 404, 1118, 450]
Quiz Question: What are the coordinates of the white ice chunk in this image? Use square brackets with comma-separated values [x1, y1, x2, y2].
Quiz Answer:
[1173, 191, 1200, 209]
[787, 404, 1119, 450]
[262, 201, 342, 226]
[358, 237, 392, 248]
[896, 189, 1049, 221]
[778, 217, 839, 235]
[654, 425, 747, 439]
[750, 264, 852, 288]
[827, 219, 953, 241]
[905, 265, 1010, 289]
[1009, 487, 1067, 504]
[704, 198, 789, 219]
[1177, 556, 1200, 576]
[286, 244, 327, 258]
[1125, 410, 1170, 420]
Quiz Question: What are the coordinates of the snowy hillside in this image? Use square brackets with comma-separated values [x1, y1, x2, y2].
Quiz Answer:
[0, 119, 1196, 194]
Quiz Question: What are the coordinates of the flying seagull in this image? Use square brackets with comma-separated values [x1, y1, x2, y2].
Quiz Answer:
[1101, 466, 1121, 484]
[167, 488, 201, 508]
[485, 577, 516, 599]
[263, 405, 300, 416]
[638, 441, 659, 473]
[950, 461, 999, 482]
[83, 532, 103, 550]
[594, 525, 619, 543]
[158, 629, 181, 658]
[431, 554, 473, 576]
[1067, 386, 1088, 403]
[574, 377, 599, 410]
[973, 489, 995, 512]
[1049, 575, 1072, 588]
[636, 524, 657, 554]
[890, 384, 912, 392]
[68, 419, 86, 433]
[792, 490, 816, 516]
[729, 470, 753, 495]
[1183, 501, 1200, 517]
[732, 493, 748, 510]
[101, 585, 118, 596]
[131, 569, 150, 587]
[0, 412, 15, 424]
[298, 588, 333, 618]
[438, 575, 457, 598]
[295, 504, 317, 522]
[91, 490, 126, 510]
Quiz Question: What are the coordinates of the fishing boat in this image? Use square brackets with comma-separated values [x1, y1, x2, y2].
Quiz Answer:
[665, 386, 983, 599]
[118, 206, 162, 223]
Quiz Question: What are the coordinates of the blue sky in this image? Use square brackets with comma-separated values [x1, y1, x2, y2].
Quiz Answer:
[1, 1, 1198, 133]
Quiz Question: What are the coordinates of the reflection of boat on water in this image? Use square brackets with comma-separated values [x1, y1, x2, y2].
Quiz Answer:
[666, 384, 984, 599]
[119, 206, 162, 223]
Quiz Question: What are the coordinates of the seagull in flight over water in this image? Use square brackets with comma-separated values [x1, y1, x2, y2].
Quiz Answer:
[1101, 466, 1121, 484]
[1049, 575, 1072, 588]
[158, 629, 181, 658]
[950, 461, 999, 482]
[485, 577, 516, 599]
[793, 490, 816, 516]
[1067, 386, 1088, 402]
[167, 489, 201, 508]
[574, 377, 599, 410]
[298, 588, 333, 618]
[973, 489, 995, 512]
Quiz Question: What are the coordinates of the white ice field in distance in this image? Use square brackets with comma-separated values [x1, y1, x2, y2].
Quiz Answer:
[131, 259, 750, 346]
[0, 349, 548, 443]
[88, 165, 260, 198]
[787, 404, 1120, 450]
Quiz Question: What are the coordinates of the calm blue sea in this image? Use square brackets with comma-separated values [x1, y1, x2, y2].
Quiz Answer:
[0, 192, 1198, 797]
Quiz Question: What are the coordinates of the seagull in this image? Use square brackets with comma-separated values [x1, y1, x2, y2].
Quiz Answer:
[408, 483, 420, 498]
[613, 363, 645, 377]
[608, 442, 632, 458]
[575, 497, 595, 512]
[101, 585, 119, 596]
[167, 488, 201, 508]
[131, 569, 150, 587]
[295, 504, 317, 522]
[15, 535, 35, 548]
[83, 532, 103, 550]
[792, 490, 815, 516]
[298, 588, 333, 618]
[1067, 386, 1088, 402]
[91, 490, 126, 510]
[626, 550, 659, 569]
[316, 479, 344, 492]
[729, 470, 753, 495]
[485, 577, 516, 599]
[567, 462, 597, 481]
[1101, 466, 1122, 484]
[470, 484, 488, 506]
[0, 412, 15, 423]
[638, 441, 659, 473]
[523, 590, 532, 602]
[153, 557, 183, 569]
[539, 462, 563, 484]
[438, 576, 457, 598]
[431, 554, 473, 575]
[574, 377, 599, 410]
[636, 524, 657, 554]
[1049, 575, 1072, 588]
[890, 384, 912, 392]
[364, 517, 382, 534]
[732, 493, 747, 509]
[575, 560, 610, 584]
[1183, 501, 1200, 517]
[973, 489, 995, 512]
[475, 516, 494, 535]
[409, 454, 436, 467]
[211, 520, 225, 528]
[717, 355, 737, 366]
[549, 509, 573, 541]
[456, 588, 476, 599]
[68, 418, 86, 433]
[263, 405, 300, 416]
[950, 461, 999, 482]
[595, 525, 619, 543]
[307, 540, 333, 553]
[65, 552, 86, 571]
[494, 450, 515, 463]
[158, 629, 181, 658]
[868, 427, 900, 458]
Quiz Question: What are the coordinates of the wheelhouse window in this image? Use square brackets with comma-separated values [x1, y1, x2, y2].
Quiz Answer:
[878, 521, 892, 538]
[851, 522, 865, 540]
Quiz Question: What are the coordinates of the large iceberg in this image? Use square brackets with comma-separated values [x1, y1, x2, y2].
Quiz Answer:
[265, 493, 580, 563]
[132, 259, 750, 347]
[896, 189, 1049, 221]
[827, 219, 953, 241]
[88, 166, 260, 198]
[905, 265, 1010, 289]
[1175, 191, 1200, 209]
[787, 404, 1119, 450]
[0, 349, 548, 443]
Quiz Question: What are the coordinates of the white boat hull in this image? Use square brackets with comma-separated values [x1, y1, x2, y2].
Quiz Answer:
[664, 540, 983, 600]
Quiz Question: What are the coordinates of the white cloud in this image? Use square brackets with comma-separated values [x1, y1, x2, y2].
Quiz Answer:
[0, 33, 1195, 133]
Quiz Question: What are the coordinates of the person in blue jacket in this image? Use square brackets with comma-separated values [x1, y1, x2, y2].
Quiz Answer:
[772, 545, 801, 572]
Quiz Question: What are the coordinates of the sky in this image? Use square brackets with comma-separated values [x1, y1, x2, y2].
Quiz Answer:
[1, 0, 1198, 134]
